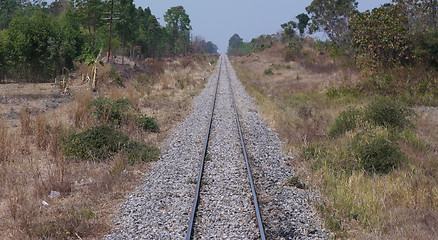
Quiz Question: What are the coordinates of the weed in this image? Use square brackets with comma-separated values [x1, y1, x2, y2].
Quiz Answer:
[286, 176, 305, 189]
[109, 67, 123, 86]
[352, 128, 405, 174]
[88, 96, 133, 125]
[364, 97, 414, 130]
[137, 114, 159, 132]
[264, 68, 274, 75]
[186, 178, 197, 184]
[328, 107, 362, 138]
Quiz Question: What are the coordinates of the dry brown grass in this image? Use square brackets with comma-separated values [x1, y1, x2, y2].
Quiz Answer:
[231, 43, 438, 239]
[0, 120, 10, 162]
[20, 108, 32, 136]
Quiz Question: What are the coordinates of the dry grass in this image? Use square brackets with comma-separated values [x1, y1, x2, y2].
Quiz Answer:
[20, 108, 32, 136]
[231, 43, 438, 239]
[0, 120, 11, 162]
[0, 53, 218, 239]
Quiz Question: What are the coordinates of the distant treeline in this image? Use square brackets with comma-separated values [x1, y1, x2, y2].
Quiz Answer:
[228, 0, 437, 71]
[0, 0, 218, 82]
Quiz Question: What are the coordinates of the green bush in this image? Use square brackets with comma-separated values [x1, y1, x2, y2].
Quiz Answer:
[62, 125, 159, 163]
[328, 107, 362, 138]
[137, 114, 159, 132]
[364, 97, 414, 129]
[87, 96, 133, 125]
[264, 68, 274, 75]
[352, 129, 405, 174]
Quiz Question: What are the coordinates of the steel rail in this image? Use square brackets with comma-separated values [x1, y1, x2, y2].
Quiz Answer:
[186, 57, 222, 240]
[225, 59, 266, 240]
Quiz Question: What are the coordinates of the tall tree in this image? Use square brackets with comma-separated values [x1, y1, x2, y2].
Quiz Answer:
[296, 13, 310, 37]
[114, 0, 138, 53]
[74, 0, 105, 51]
[306, 0, 358, 46]
[164, 5, 191, 55]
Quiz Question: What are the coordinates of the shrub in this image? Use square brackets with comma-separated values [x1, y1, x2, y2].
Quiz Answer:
[264, 68, 274, 75]
[62, 125, 158, 163]
[364, 97, 414, 130]
[137, 114, 159, 132]
[328, 107, 362, 138]
[87, 96, 133, 125]
[108, 67, 123, 86]
[352, 129, 405, 174]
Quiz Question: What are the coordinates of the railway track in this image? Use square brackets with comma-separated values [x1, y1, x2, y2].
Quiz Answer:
[105, 54, 328, 240]
[186, 55, 265, 239]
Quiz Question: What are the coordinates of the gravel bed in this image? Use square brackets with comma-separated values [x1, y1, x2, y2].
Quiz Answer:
[192, 58, 259, 239]
[105, 55, 329, 239]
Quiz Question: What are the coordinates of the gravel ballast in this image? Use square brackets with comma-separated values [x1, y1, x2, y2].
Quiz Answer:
[105, 55, 329, 239]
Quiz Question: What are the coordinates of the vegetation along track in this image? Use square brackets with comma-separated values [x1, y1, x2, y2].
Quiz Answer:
[105, 55, 328, 239]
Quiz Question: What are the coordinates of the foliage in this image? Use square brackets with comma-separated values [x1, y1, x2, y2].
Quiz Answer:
[364, 97, 414, 129]
[352, 128, 405, 174]
[306, 0, 358, 46]
[62, 125, 159, 163]
[87, 96, 134, 125]
[75, 42, 104, 91]
[227, 34, 243, 55]
[296, 13, 310, 36]
[0, 0, 19, 30]
[281, 21, 297, 41]
[350, 4, 413, 70]
[137, 114, 159, 132]
[328, 107, 362, 138]
[3, 8, 82, 81]
[164, 6, 192, 55]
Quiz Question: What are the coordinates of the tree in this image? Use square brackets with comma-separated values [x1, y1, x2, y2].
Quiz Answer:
[164, 6, 192, 55]
[350, 4, 413, 69]
[227, 34, 243, 55]
[296, 13, 310, 37]
[306, 0, 358, 46]
[114, 0, 138, 54]
[7, 9, 60, 81]
[73, 0, 105, 51]
[281, 21, 297, 41]
[205, 41, 218, 54]
[0, 0, 20, 29]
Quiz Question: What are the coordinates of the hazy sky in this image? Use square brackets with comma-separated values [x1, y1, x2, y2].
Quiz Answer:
[135, 0, 392, 53]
